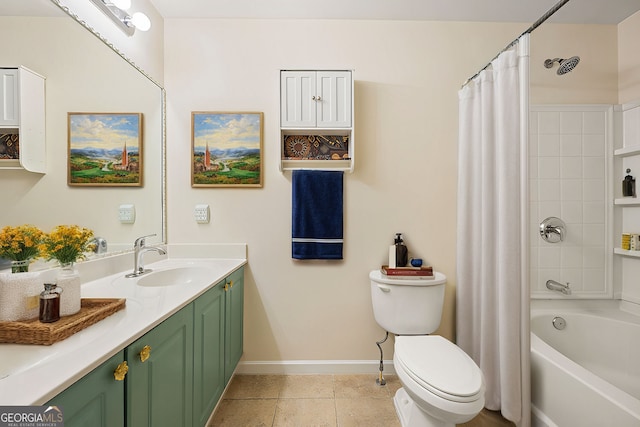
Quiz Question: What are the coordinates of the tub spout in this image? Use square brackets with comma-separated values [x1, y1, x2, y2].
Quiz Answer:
[546, 279, 571, 295]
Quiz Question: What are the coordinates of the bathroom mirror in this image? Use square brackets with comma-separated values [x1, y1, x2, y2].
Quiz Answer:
[0, 0, 165, 262]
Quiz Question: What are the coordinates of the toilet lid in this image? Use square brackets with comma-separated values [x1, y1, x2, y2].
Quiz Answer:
[395, 336, 483, 403]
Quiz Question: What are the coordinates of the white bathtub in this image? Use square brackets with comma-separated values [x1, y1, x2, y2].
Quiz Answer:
[531, 299, 640, 427]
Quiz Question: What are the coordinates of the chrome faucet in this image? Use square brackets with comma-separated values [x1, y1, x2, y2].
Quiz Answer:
[125, 234, 166, 278]
[546, 279, 571, 295]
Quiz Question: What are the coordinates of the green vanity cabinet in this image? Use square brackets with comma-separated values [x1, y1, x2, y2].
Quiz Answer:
[45, 350, 125, 427]
[193, 266, 245, 426]
[127, 303, 194, 427]
[45, 266, 244, 427]
[193, 280, 225, 426]
[224, 267, 244, 385]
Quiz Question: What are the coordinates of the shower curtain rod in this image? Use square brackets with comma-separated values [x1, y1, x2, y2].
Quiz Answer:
[461, 0, 571, 88]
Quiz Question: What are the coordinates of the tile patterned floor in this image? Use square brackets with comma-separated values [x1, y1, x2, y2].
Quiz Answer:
[209, 374, 515, 427]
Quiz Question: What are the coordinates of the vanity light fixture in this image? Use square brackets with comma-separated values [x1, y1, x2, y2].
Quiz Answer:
[89, 0, 151, 36]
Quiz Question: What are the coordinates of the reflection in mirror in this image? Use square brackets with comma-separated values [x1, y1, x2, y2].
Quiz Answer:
[0, 0, 165, 269]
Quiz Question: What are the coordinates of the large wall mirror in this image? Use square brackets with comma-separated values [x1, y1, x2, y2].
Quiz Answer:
[0, 0, 165, 264]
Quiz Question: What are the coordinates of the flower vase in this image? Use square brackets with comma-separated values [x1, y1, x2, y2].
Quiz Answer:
[11, 260, 30, 273]
[0, 271, 41, 321]
[56, 262, 81, 316]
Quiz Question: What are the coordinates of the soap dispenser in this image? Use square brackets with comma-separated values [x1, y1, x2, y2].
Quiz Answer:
[394, 233, 408, 267]
[623, 169, 636, 197]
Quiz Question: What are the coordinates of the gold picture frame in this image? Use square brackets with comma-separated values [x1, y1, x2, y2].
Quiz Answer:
[191, 112, 263, 187]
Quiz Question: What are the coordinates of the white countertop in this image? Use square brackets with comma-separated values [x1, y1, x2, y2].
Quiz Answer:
[0, 255, 246, 405]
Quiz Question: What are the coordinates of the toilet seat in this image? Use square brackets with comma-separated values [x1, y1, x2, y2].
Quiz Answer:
[394, 335, 483, 403]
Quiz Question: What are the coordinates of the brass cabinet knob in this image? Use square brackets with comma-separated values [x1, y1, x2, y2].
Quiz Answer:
[140, 345, 151, 363]
[114, 361, 128, 381]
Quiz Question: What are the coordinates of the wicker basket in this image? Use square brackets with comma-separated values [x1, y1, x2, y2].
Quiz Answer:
[0, 298, 126, 345]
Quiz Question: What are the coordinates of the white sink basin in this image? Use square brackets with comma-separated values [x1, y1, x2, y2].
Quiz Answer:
[136, 267, 215, 287]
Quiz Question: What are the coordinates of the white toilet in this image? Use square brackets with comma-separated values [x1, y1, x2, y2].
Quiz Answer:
[370, 270, 485, 427]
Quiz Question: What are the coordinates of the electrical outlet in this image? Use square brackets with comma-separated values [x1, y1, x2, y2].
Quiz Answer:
[119, 204, 135, 224]
[194, 204, 210, 224]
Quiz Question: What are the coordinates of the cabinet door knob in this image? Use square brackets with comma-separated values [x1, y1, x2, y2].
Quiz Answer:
[114, 361, 129, 381]
[312, 95, 322, 101]
[139, 345, 151, 363]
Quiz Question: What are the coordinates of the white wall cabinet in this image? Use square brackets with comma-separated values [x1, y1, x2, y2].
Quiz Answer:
[0, 69, 19, 126]
[0, 66, 46, 173]
[280, 70, 354, 171]
[281, 71, 351, 128]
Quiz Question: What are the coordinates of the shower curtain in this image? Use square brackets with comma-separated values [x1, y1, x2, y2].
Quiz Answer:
[456, 36, 530, 426]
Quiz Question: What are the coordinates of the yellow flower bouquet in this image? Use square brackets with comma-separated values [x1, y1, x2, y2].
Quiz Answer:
[41, 225, 95, 266]
[0, 224, 45, 273]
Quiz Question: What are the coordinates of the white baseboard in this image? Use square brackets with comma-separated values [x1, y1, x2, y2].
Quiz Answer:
[235, 360, 396, 375]
[531, 404, 558, 427]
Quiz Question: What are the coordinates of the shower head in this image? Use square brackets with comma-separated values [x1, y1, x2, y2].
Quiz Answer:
[544, 56, 580, 75]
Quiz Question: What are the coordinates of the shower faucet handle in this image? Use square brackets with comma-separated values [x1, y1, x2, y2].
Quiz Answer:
[539, 217, 566, 243]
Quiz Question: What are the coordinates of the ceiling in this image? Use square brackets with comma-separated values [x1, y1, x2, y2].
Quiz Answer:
[147, 0, 640, 24]
[3, 0, 640, 24]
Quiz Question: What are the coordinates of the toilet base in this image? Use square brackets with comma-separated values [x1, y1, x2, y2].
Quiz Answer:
[393, 388, 453, 427]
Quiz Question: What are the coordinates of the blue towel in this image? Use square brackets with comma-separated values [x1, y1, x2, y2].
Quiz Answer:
[292, 170, 344, 260]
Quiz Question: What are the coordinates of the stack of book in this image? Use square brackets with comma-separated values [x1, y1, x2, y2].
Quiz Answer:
[380, 265, 434, 279]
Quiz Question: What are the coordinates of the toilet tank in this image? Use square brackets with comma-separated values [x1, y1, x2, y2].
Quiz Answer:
[369, 270, 446, 335]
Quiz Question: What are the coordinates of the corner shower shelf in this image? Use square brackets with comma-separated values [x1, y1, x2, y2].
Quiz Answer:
[614, 198, 640, 206]
[614, 248, 640, 257]
[614, 145, 640, 157]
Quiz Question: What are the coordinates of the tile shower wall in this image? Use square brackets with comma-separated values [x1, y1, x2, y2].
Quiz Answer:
[530, 106, 612, 298]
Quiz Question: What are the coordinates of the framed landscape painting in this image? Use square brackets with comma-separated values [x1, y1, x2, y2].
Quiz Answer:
[68, 113, 143, 187]
[191, 112, 263, 187]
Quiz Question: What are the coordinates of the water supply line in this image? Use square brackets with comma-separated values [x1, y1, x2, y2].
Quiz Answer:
[375, 331, 389, 386]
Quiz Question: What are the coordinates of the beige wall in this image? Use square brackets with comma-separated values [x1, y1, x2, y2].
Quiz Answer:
[164, 19, 527, 363]
[530, 23, 618, 105]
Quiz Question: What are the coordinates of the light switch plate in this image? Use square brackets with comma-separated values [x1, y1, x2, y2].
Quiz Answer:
[194, 204, 210, 224]
[119, 204, 135, 224]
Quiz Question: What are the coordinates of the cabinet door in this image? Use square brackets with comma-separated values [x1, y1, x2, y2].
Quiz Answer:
[224, 268, 244, 384]
[316, 71, 352, 128]
[18, 67, 46, 172]
[46, 351, 125, 427]
[0, 69, 19, 126]
[127, 304, 194, 427]
[281, 71, 317, 127]
[193, 280, 226, 427]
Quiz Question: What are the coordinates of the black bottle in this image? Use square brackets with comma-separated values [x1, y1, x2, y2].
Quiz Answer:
[394, 233, 408, 267]
[39, 283, 62, 323]
[623, 169, 636, 198]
